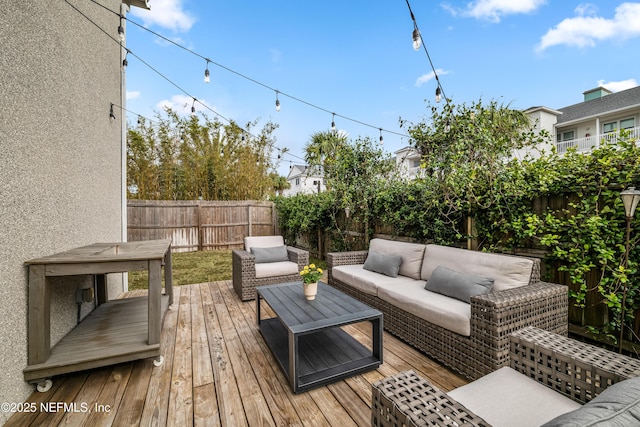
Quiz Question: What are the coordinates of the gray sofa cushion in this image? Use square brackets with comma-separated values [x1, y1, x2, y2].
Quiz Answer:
[363, 250, 402, 277]
[425, 266, 494, 303]
[421, 244, 534, 292]
[369, 238, 426, 280]
[542, 376, 640, 427]
[251, 245, 289, 263]
[449, 367, 581, 427]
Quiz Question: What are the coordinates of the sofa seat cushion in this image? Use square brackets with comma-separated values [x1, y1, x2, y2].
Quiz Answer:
[542, 376, 640, 427]
[254, 260, 299, 279]
[449, 367, 581, 427]
[333, 264, 420, 296]
[421, 245, 534, 292]
[377, 282, 472, 336]
[369, 238, 426, 280]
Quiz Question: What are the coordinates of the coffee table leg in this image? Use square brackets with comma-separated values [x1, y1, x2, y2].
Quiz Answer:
[372, 316, 383, 362]
[288, 332, 298, 392]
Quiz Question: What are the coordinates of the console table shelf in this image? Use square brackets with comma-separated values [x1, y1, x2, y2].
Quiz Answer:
[24, 240, 173, 387]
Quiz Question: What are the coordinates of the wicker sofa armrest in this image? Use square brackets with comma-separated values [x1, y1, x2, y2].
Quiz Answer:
[326, 250, 369, 283]
[286, 246, 309, 270]
[372, 370, 489, 427]
[232, 249, 256, 279]
[510, 326, 640, 404]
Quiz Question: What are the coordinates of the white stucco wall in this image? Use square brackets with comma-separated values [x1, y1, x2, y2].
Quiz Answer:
[0, 1, 125, 422]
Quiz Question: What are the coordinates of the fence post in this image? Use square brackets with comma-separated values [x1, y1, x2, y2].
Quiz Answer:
[247, 204, 253, 236]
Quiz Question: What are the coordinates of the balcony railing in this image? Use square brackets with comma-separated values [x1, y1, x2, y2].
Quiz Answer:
[556, 126, 640, 154]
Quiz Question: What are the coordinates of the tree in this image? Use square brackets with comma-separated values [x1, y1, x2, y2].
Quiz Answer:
[304, 130, 348, 173]
[407, 98, 548, 247]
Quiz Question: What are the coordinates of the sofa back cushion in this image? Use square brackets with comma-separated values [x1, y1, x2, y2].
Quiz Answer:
[369, 238, 426, 280]
[245, 236, 285, 252]
[421, 245, 534, 292]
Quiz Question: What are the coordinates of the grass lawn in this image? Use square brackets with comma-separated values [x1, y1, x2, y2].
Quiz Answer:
[128, 250, 326, 291]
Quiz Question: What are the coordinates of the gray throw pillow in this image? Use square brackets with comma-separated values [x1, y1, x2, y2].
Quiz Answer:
[542, 376, 640, 427]
[251, 245, 289, 263]
[363, 250, 403, 278]
[425, 266, 494, 303]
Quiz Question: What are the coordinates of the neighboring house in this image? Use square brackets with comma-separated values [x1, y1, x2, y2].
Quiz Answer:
[283, 164, 326, 196]
[394, 147, 424, 179]
[0, 1, 147, 423]
[526, 85, 640, 155]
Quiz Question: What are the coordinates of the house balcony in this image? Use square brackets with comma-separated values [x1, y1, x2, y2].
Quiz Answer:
[556, 126, 640, 154]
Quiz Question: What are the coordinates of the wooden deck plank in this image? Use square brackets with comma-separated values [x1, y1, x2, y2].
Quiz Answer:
[6, 280, 468, 427]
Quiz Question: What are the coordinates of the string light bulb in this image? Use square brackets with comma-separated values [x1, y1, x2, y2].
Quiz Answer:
[435, 86, 442, 103]
[331, 113, 336, 131]
[204, 60, 210, 83]
[191, 98, 196, 116]
[379, 128, 384, 145]
[122, 50, 128, 68]
[275, 90, 280, 112]
[412, 27, 421, 51]
[109, 103, 116, 121]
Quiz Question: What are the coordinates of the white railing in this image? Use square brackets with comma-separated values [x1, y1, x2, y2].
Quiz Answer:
[556, 126, 640, 154]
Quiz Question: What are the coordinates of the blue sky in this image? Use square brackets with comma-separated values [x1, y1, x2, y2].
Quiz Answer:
[124, 1, 640, 176]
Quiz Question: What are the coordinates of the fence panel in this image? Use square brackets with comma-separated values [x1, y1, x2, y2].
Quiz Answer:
[127, 200, 275, 252]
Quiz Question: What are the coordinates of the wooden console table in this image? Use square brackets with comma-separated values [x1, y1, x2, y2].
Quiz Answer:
[23, 239, 173, 390]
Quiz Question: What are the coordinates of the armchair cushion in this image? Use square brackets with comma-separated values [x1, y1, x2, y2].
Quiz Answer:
[363, 250, 403, 277]
[251, 245, 289, 263]
[244, 235, 285, 252]
[425, 266, 494, 303]
[542, 376, 640, 427]
[254, 261, 299, 279]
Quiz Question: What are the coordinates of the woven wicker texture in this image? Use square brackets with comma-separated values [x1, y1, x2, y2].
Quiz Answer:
[372, 370, 489, 427]
[511, 326, 640, 404]
[327, 249, 568, 380]
[373, 327, 640, 426]
[232, 246, 308, 301]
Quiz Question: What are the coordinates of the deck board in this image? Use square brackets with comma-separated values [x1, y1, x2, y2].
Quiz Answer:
[7, 280, 467, 426]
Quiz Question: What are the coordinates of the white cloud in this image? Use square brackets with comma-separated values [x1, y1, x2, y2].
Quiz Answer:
[415, 69, 449, 87]
[130, 0, 195, 32]
[126, 90, 141, 100]
[597, 78, 638, 92]
[443, 0, 547, 23]
[156, 94, 213, 116]
[537, 3, 640, 51]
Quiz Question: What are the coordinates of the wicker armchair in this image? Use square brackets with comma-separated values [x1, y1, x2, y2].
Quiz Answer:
[372, 326, 640, 427]
[232, 236, 308, 301]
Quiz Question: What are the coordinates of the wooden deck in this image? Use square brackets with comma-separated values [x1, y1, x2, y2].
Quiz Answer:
[7, 280, 467, 427]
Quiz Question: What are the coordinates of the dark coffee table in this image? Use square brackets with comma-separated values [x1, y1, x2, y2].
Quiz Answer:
[256, 281, 383, 393]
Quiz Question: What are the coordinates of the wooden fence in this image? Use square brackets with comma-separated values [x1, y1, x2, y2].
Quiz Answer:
[127, 200, 276, 252]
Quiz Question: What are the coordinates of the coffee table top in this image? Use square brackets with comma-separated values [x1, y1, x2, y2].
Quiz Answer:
[257, 282, 382, 334]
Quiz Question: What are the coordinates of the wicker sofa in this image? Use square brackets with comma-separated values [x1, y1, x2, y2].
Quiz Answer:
[232, 236, 308, 301]
[326, 238, 568, 380]
[372, 326, 640, 427]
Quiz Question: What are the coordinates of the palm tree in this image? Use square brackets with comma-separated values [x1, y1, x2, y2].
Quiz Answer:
[304, 130, 348, 169]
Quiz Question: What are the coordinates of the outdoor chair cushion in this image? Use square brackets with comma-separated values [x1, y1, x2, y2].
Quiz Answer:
[377, 281, 471, 336]
[254, 261, 299, 279]
[421, 244, 533, 292]
[425, 266, 494, 303]
[369, 238, 426, 280]
[244, 235, 285, 253]
[449, 367, 581, 427]
[332, 264, 420, 296]
[541, 376, 640, 427]
[363, 250, 402, 277]
[251, 245, 289, 263]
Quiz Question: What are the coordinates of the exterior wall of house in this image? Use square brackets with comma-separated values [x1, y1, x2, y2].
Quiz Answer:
[0, 1, 125, 420]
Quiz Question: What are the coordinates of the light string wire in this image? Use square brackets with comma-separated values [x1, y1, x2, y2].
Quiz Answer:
[83, 0, 411, 140]
[65, 0, 309, 165]
[405, 0, 448, 104]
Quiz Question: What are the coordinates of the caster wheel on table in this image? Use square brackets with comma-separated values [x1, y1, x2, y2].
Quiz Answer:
[153, 355, 164, 367]
[37, 379, 53, 393]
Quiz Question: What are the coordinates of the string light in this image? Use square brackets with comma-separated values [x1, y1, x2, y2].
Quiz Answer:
[275, 90, 281, 112]
[379, 128, 384, 145]
[204, 59, 211, 83]
[331, 113, 336, 131]
[109, 103, 116, 121]
[405, 0, 448, 104]
[117, 14, 124, 41]
[191, 97, 197, 116]
[122, 49, 129, 68]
